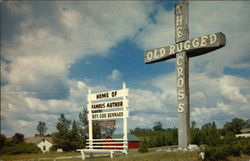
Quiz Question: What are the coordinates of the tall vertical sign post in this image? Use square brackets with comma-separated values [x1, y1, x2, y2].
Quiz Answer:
[144, 0, 226, 148]
[175, 0, 190, 148]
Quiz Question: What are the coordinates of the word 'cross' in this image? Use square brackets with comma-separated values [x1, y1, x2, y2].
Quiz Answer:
[144, 0, 226, 148]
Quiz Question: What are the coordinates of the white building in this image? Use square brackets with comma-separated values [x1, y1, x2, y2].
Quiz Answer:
[236, 133, 250, 137]
[25, 136, 53, 153]
[236, 128, 250, 138]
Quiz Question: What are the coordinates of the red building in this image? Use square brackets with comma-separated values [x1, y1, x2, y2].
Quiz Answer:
[127, 134, 140, 149]
[105, 134, 140, 149]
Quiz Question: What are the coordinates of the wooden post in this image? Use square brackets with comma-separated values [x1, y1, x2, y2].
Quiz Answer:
[176, 52, 190, 148]
[123, 82, 128, 154]
[175, 0, 190, 148]
[88, 88, 93, 158]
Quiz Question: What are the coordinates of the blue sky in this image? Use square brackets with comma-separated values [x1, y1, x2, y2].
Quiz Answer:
[69, 39, 175, 89]
[1, 1, 250, 137]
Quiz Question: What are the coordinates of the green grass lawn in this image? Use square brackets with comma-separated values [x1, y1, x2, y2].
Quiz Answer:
[0, 147, 250, 161]
[0, 152, 79, 161]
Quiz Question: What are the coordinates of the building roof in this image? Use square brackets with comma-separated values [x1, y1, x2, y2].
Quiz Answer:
[25, 137, 53, 145]
[112, 134, 140, 142]
[240, 128, 250, 134]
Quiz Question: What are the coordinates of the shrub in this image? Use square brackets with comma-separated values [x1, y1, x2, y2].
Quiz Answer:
[0, 142, 41, 154]
[203, 145, 213, 160]
[138, 138, 149, 153]
[204, 145, 227, 161]
[242, 142, 250, 155]
[138, 145, 148, 153]
[0, 134, 7, 149]
[227, 142, 242, 156]
[12, 133, 24, 144]
[214, 145, 228, 160]
[204, 137, 250, 160]
[49, 145, 58, 152]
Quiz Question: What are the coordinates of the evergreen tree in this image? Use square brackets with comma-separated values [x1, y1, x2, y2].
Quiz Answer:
[201, 122, 221, 146]
[245, 119, 250, 128]
[130, 127, 152, 137]
[53, 114, 71, 151]
[153, 121, 163, 131]
[12, 133, 24, 144]
[70, 120, 85, 150]
[191, 121, 202, 145]
[36, 121, 47, 136]
[191, 121, 196, 129]
[172, 127, 178, 145]
[223, 118, 247, 134]
[0, 134, 7, 149]
[100, 126, 116, 138]
[153, 133, 166, 147]
[93, 121, 101, 138]
[79, 108, 88, 138]
[138, 138, 149, 153]
[79, 108, 104, 139]
[71, 120, 79, 139]
[201, 123, 212, 144]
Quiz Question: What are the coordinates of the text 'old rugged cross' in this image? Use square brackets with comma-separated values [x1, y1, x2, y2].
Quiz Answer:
[144, 0, 226, 148]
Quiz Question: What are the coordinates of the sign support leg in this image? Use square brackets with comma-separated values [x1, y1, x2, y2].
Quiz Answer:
[123, 82, 128, 154]
[88, 88, 93, 158]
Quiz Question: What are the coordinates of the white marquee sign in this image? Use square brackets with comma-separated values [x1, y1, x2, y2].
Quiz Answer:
[85, 82, 129, 157]
[91, 110, 128, 120]
[88, 88, 129, 102]
[88, 100, 129, 111]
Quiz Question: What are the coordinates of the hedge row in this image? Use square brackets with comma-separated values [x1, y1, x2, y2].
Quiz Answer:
[0, 142, 41, 154]
[204, 138, 250, 161]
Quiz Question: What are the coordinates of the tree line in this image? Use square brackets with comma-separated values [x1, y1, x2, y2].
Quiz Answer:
[0, 108, 116, 153]
[1, 115, 249, 154]
[0, 133, 41, 154]
[131, 118, 250, 160]
[130, 118, 250, 148]
[51, 108, 115, 151]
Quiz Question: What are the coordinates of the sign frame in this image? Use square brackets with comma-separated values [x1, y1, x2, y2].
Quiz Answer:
[87, 82, 129, 153]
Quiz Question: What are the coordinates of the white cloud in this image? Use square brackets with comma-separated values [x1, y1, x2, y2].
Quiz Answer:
[189, 2, 250, 76]
[18, 120, 33, 127]
[1, 60, 9, 83]
[107, 69, 122, 82]
[5, 2, 32, 15]
[127, 72, 250, 129]
[2, 72, 249, 137]
[134, 5, 174, 50]
[1, 80, 89, 137]
[191, 102, 234, 126]
[2, 1, 155, 97]
[219, 76, 248, 104]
